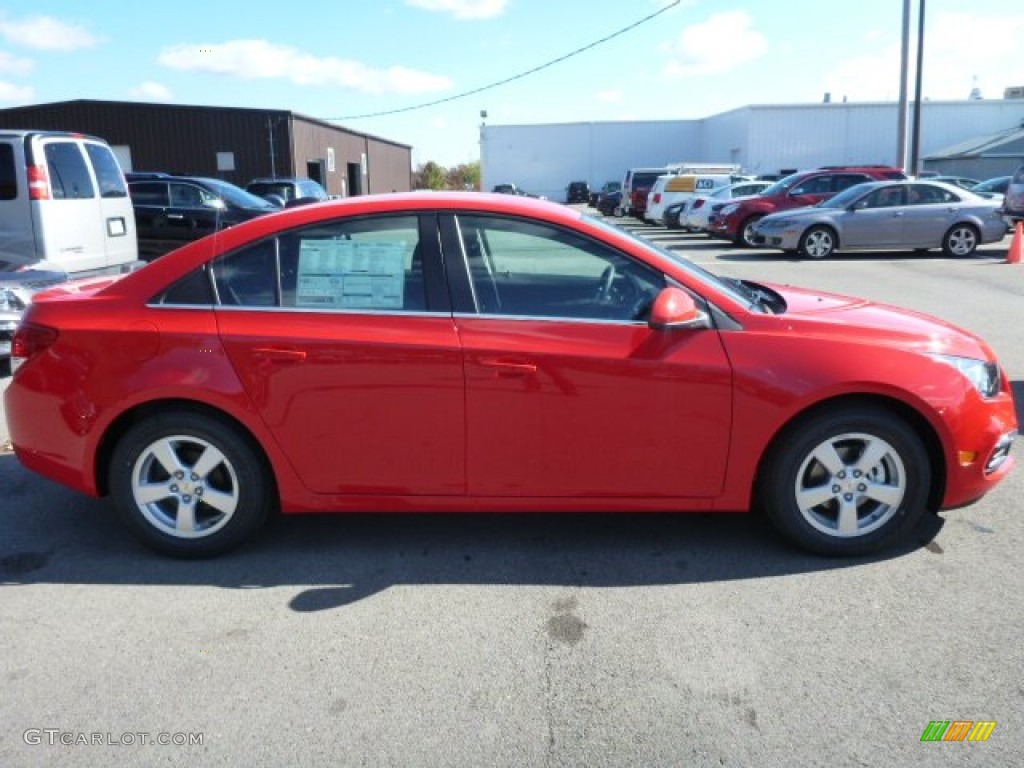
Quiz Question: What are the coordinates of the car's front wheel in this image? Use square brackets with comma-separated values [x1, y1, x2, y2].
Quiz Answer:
[760, 405, 930, 556]
[737, 215, 763, 247]
[799, 226, 837, 259]
[109, 411, 273, 557]
[942, 224, 979, 257]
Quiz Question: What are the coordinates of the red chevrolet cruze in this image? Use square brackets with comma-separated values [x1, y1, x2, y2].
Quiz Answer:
[4, 192, 1016, 557]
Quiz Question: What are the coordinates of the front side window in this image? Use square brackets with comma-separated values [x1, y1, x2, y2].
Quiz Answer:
[213, 215, 428, 312]
[170, 183, 215, 208]
[455, 215, 663, 322]
[44, 141, 95, 200]
[863, 186, 906, 208]
[790, 176, 832, 196]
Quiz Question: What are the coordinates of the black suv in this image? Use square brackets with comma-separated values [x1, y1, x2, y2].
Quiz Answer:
[127, 174, 279, 260]
[246, 177, 329, 207]
[565, 180, 590, 204]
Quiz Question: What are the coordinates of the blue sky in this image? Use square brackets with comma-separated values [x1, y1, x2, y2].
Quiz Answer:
[2, 1, 1022, 167]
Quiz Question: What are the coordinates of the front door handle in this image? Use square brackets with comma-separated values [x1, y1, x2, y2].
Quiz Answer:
[253, 347, 307, 363]
[479, 358, 537, 377]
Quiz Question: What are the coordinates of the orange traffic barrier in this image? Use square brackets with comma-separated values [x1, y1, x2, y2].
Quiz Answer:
[1009, 221, 1023, 264]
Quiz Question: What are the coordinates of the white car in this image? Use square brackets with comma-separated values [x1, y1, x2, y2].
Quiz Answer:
[681, 181, 772, 231]
[646, 173, 741, 225]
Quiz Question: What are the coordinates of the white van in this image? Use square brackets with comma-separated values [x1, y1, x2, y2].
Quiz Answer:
[645, 173, 742, 225]
[0, 130, 141, 355]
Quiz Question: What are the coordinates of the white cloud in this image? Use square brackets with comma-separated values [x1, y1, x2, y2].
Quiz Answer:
[596, 89, 623, 104]
[663, 11, 768, 78]
[158, 39, 452, 95]
[0, 14, 100, 51]
[405, 0, 507, 19]
[0, 80, 32, 103]
[0, 50, 33, 75]
[130, 81, 173, 102]
[821, 12, 1024, 103]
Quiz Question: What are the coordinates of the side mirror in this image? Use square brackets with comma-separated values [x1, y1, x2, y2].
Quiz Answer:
[648, 286, 708, 331]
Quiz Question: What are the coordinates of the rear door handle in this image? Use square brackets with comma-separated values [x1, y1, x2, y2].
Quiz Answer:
[253, 347, 307, 363]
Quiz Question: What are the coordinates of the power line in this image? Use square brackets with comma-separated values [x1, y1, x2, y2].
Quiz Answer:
[320, 1, 681, 122]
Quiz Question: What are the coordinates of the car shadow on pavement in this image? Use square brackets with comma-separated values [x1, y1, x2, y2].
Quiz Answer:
[0, 455, 944, 611]
[1012, 380, 1024, 425]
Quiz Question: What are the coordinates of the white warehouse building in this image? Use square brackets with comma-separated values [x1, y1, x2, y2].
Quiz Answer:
[480, 99, 1024, 201]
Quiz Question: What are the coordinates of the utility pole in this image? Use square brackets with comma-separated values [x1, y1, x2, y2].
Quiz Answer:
[896, 0, 911, 172]
[909, 0, 926, 176]
[267, 117, 277, 177]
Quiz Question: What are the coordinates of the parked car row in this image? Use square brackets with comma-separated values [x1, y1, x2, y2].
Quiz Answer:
[599, 160, 1023, 259]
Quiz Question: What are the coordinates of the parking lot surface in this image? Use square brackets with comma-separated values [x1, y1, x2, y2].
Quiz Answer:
[1, 217, 1022, 767]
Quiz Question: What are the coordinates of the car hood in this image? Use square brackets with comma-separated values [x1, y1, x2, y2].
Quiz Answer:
[766, 283, 993, 360]
[761, 206, 836, 222]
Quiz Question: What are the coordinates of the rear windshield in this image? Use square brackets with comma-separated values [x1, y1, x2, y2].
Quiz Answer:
[45, 141, 95, 199]
[84, 142, 128, 198]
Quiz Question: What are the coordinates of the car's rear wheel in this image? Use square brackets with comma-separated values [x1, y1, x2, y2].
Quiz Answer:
[109, 411, 273, 557]
[942, 224, 979, 257]
[738, 215, 763, 247]
[761, 405, 930, 556]
[799, 226, 837, 259]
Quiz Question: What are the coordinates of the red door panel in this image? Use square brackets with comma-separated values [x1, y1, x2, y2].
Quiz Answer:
[458, 317, 733, 498]
[217, 310, 465, 496]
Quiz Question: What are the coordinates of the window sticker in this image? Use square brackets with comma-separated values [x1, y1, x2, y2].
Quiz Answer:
[296, 239, 406, 309]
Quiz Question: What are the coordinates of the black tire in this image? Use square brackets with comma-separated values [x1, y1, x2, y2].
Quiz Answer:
[942, 224, 979, 257]
[799, 225, 837, 259]
[109, 411, 273, 558]
[760, 405, 930, 556]
[737, 215, 763, 247]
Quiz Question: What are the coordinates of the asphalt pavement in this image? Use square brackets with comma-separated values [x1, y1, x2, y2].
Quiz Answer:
[1, 219, 1022, 767]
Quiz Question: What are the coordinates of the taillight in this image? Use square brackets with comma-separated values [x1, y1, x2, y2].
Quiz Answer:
[694, 199, 705, 209]
[27, 164, 50, 200]
[11, 322, 59, 373]
[653, 193, 662, 203]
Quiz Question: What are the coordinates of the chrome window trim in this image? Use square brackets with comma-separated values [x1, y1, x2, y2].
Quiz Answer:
[453, 311, 647, 327]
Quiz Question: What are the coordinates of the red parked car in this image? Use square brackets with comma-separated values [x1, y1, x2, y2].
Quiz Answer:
[710, 165, 907, 246]
[5, 192, 1016, 557]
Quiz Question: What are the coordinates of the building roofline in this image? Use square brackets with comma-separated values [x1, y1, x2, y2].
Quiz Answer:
[0, 98, 412, 150]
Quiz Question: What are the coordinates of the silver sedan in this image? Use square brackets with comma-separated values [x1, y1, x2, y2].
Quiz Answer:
[751, 181, 1008, 258]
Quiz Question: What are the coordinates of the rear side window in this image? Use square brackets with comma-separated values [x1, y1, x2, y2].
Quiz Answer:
[212, 215, 428, 312]
[44, 141, 96, 199]
[84, 143, 128, 198]
[0, 143, 15, 200]
[130, 182, 169, 206]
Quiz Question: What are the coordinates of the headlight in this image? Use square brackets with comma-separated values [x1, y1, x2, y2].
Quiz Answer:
[932, 354, 1001, 398]
[721, 203, 739, 215]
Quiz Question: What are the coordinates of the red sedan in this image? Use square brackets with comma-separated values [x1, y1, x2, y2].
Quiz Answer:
[5, 192, 1017, 557]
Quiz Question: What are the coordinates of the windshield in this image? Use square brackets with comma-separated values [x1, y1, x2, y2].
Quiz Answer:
[759, 172, 801, 197]
[820, 182, 877, 209]
[971, 177, 1008, 193]
[202, 179, 280, 210]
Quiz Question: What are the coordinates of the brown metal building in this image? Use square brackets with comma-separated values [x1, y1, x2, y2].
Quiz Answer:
[0, 99, 412, 196]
